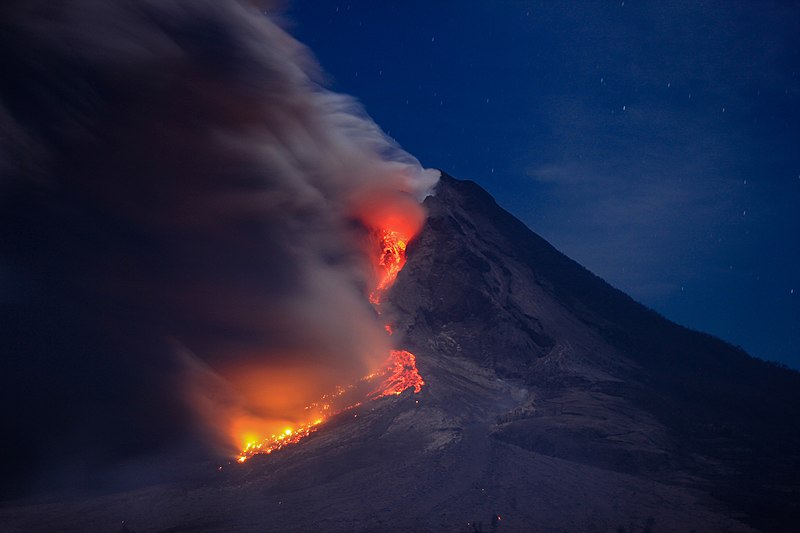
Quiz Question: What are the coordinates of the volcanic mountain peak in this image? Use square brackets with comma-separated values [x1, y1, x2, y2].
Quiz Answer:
[3, 173, 799, 532]
[390, 173, 800, 530]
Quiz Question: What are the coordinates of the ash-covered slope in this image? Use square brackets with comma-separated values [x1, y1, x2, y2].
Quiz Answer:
[390, 173, 800, 531]
[2, 173, 798, 533]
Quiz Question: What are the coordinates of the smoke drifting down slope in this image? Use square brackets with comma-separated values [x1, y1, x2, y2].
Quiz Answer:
[0, 0, 438, 492]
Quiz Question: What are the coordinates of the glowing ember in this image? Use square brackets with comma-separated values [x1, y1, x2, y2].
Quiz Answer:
[236, 224, 424, 463]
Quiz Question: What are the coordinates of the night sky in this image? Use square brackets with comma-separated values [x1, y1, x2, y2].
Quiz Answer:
[285, 1, 800, 369]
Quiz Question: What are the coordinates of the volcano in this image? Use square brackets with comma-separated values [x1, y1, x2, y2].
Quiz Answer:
[2, 173, 799, 532]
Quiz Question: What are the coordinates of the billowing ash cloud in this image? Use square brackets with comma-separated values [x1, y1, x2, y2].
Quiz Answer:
[0, 0, 438, 495]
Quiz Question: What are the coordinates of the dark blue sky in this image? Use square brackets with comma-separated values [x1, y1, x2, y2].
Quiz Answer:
[284, 1, 800, 368]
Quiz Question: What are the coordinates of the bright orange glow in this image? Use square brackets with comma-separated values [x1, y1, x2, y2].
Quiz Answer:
[235, 220, 425, 463]
[238, 419, 324, 460]
[237, 349, 424, 463]
[369, 229, 409, 305]
[369, 350, 424, 398]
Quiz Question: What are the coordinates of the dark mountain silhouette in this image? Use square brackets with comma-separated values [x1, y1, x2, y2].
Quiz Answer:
[2, 173, 798, 532]
[390, 173, 800, 532]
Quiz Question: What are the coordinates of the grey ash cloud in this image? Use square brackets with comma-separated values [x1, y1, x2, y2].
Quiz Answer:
[0, 0, 437, 495]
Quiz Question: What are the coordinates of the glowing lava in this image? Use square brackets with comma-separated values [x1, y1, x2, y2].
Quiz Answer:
[239, 425, 321, 462]
[236, 226, 425, 463]
[237, 349, 425, 462]
[369, 229, 409, 305]
[370, 350, 424, 399]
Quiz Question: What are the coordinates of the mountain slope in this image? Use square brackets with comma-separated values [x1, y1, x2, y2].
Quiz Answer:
[2, 173, 797, 532]
[390, 173, 800, 531]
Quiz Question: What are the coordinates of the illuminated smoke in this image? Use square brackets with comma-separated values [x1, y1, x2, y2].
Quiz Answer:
[0, 0, 438, 492]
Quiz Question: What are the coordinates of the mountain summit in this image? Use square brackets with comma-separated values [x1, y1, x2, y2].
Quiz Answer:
[391, 173, 800, 531]
[392, 173, 800, 530]
[3, 173, 798, 532]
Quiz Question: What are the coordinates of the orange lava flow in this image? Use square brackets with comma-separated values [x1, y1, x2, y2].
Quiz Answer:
[237, 350, 425, 462]
[369, 229, 409, 305]
[369, 350, 424, 399]
[236, 226, 425, 463]
[238, 423, 322, 462]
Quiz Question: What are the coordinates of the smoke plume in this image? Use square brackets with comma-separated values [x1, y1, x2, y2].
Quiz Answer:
[0, 0, 438, 495]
